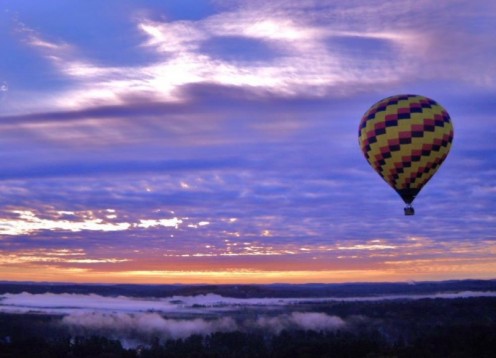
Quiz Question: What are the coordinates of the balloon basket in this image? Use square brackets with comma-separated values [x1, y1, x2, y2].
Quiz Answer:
[404, 206, 415, 216]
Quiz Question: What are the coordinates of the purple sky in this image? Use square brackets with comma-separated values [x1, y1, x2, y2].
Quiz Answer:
[0, 0, 495, 283]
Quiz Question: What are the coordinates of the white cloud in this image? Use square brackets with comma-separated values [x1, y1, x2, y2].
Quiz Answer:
[13, 5, 418, 113]
[0, 210, 131, 235]
[139, 20, 208, 52]
[137, 218, 183, 229]
[8, 0, 494, 119]
[0, 209, 200, 235]
[63, 312, 237, 341]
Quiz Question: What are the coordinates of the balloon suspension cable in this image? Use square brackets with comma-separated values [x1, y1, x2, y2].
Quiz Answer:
[404, 204, 415, 216]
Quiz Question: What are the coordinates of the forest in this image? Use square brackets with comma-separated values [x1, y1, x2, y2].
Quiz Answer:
[1, 296, 496, 357]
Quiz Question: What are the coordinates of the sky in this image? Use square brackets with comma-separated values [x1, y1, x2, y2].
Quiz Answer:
[0, 0, 495, 284]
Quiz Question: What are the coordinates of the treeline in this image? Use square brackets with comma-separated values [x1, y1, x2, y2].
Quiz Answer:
[1, 325, 496, 358]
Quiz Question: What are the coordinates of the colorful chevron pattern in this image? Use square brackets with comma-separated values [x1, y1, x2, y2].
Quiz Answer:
[358, 94, 454, 204]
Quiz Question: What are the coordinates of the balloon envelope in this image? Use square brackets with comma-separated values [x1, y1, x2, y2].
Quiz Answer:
[358, 94, 454, 205]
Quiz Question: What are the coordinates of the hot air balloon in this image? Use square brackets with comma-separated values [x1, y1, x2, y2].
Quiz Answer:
[358, 94, 454, 215]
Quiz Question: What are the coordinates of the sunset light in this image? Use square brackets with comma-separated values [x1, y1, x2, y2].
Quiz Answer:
[0, 0, 494, 285]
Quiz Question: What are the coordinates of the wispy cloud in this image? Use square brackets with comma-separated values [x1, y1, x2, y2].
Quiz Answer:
[0, 207, 211, 236]
[8, 2, 434, 114]
[2, 291, 496, 315]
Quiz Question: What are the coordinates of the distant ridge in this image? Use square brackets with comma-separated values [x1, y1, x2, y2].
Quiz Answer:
[0, 279, 495, 298]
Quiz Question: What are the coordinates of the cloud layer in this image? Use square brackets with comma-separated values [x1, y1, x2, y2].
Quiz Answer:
[3, 290, 496, 345]
[3, 291, 496, 315]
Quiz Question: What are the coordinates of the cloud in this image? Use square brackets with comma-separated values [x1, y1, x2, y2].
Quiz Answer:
[60, 310, 345, 346]
[3, 290, 496, 345]
[0, 210, 130, 235]
[255, 312, 345, 334]
[6, 0, 495, 121]
[6, 1, 493, 159]
[62, 312, 237, 342]
[0, 206, 212, 237]
[0, 292, 346, 344]
[0, 156, 244, 180]
[3, 291, 496, 315]
[8, 2, 434, 115]
[0, 248, 87, 265]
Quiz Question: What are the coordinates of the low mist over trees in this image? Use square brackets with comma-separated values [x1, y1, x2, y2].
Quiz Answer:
[1, 296, 496, 357]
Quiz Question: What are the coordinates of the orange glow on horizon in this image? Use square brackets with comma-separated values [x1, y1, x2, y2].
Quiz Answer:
[1, 236, 495, 285]
[1, 261, 495, 285]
